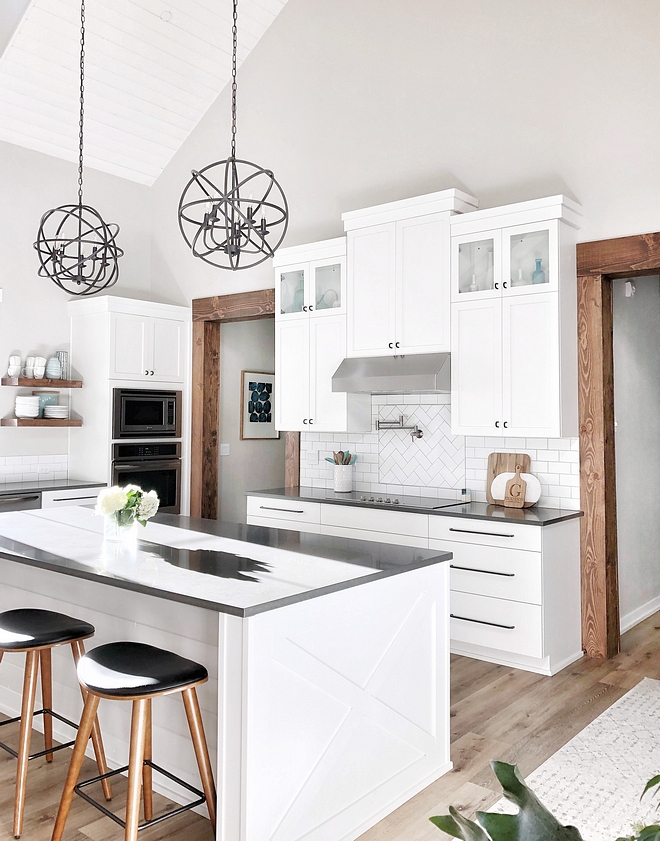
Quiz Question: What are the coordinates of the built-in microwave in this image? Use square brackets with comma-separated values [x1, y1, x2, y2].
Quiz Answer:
[112, 388, 181, 438]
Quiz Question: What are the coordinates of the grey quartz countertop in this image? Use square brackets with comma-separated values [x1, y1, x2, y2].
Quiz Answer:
[0, 478, 107, 495]
[247, 487, 583, 526]
[0, 507, 451, 617]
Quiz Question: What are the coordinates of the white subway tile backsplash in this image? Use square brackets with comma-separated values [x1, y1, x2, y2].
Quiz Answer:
[0, 454, 68, 483]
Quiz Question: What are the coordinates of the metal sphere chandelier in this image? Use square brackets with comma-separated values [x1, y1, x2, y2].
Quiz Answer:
[34, 0, 122, 296]
[178, 0, 288, 271]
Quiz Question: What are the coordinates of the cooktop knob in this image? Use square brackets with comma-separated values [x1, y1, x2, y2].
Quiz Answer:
[376, 497, 383, 503]
[385, 498, 391, 504]
[368, 497, 375, 502]
[393, 498, 400, 504]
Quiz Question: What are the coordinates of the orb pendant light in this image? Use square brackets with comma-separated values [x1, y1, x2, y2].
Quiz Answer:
[178, 0, 288, 270]
[34, 0, 123, 296]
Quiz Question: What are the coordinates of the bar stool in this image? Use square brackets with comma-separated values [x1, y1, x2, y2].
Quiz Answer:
[0, 608, 112, 838]
[52, 641, 216, 841]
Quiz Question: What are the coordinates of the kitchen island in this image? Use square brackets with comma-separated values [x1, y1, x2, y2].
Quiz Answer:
[0, 506, 452, 841]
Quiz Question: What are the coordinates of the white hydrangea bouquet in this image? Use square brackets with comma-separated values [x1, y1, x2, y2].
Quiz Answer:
[96, 484, 160, 540]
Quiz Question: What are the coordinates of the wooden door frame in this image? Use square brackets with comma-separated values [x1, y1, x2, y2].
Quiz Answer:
[190, 289, 300, 519]
[578, 231, 660, 658]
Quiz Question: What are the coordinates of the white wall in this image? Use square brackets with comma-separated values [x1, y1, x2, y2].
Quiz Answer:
[218, 319, 285, 523]
[0, 140, 151, 458]
[613, 276, 660, 631]
[150, 0, 660, 305]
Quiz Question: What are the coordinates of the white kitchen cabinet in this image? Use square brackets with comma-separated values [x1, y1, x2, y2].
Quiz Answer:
[41, 486, 106, 508]
[450, 195, 581, 438]
[274, 238, 346, 320]
[343, 190, 478, 358]
[110, 313, 184, 383]
[275, 314, 370, 433]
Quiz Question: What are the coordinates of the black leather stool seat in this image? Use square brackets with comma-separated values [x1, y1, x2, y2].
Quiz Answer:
[0, 608, 94, 650]
[77, 642, 208, 697]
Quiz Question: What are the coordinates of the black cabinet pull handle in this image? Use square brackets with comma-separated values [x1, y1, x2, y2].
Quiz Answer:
[395, 342, 400, 348]
[309, 418, 314, 424]
[145, 370, 149, 375]
[494, 283, 499, 290]
[260, 506, 305, 514]
[0, 495, 40, 504]
[503, 421, 508, 428]
[309, 305, 314, 311]
[150, 370, 154, 376]
[495, 421, 499, 428]
[450, 564, 515, 578]
[449, 527, 515, 538]
[388, 342, 394, 349]
[302, 305, 308, 312]
[503, 282, 508, 289]
[451, 614, 515, 630]
[303, 419, 308, 424]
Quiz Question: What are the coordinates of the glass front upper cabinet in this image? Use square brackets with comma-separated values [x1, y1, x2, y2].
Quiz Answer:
[502, 221, 558, 295]
[312, 262, 342, 312]
[279, 268, 306, 315]
[455, 236, 497, 296]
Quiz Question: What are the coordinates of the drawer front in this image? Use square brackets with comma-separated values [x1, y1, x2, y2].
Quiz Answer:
[429, 516, 541, 552]
[430, 539, 542, 604]
[321, 523, 428, 549]
[321, 504, 428, 539]
[41, 486, 106, 509]
[246, 496, 321, 525]
[246, 515, 321, 535]
[450, 591, 543, 658]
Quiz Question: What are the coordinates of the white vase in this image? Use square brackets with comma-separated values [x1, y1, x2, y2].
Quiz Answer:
[333, 464, 353, 493]
[104, 515, 138, 543]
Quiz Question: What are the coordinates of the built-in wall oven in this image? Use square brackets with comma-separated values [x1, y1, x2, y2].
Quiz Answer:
[112, 443, 181, 514]
[113, 388, 181, 439]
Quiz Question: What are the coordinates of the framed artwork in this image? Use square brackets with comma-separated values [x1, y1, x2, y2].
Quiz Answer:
[240, 371, 279, 440]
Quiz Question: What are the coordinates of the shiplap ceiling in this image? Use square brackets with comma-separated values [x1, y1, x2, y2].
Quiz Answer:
[0, 0, 287, 184]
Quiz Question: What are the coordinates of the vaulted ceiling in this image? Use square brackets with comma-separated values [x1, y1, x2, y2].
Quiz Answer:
[0, 0, 287, 185]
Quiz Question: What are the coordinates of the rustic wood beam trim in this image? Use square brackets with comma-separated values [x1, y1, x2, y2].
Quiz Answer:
[192, 289, 275, 323]
[190, 320, 220, 519]
[577, 232, 660, 277]
[284, 432, 300, 489]
[577, 273, 619, 658]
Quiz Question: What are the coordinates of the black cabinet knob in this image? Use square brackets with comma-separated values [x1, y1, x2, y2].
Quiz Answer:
[395, 342, 400, 348]
[494, 283, 499, 290]
[503, 282, 508, 289]
[302, 305, 308, 312]
[495, 421, 500, 428]
[309, 305, 314, 311]
[309, 418, 314, 424]
[503, 421, 508, 428]
[388, 342, 393, 349]
[303, 418, 308, 424]
[150, 370, 154, 376]
[144, 370, 148, 376]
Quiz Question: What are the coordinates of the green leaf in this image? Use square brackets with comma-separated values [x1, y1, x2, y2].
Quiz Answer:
[430, 807, 491, 840]
[642, 777, 660, 801]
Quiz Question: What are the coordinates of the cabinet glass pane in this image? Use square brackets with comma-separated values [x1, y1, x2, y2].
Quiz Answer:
[510, 230, 550, 288]
[458, 239, 494, 293]
[280, 270, 305, 314]
[313, 263, 342, 310]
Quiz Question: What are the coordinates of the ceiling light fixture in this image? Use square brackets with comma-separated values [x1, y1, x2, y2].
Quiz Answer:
[34, 0, 123, 296]
[177, 0, 288, 270]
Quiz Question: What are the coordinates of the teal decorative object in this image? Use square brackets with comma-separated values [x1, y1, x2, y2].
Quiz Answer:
[531, 258, 546, 285]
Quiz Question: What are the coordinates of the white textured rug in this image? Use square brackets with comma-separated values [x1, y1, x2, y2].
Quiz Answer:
[491, 677, 660, 840]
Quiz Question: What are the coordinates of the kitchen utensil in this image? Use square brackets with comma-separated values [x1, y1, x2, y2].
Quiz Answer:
[336, 450, 344, 465]
[325, 457, 336, 464]
[349, 454, 357, 465]
[504, 465, 527, 508]
[343, 451, 350, 464]
[490, 471, 542, 505]
[486, 452, 532, 505]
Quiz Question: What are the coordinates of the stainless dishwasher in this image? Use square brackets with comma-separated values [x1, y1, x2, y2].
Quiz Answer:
[0, 491, 41, 512]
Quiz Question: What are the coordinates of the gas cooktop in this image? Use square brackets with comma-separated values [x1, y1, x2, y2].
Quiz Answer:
[324, 490, 462, 511]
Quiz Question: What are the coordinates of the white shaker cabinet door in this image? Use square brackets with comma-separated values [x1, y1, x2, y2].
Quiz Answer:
[110, 313, 148, 380]
[396, 214, 449, 353]
[309, 315, 347, 432]
[451, 299, 502, 435]
[275, 319, 310, 432]
[347, 224, 395, 357]
[150, 318, 184, 382]
[502, 291, 560, 437]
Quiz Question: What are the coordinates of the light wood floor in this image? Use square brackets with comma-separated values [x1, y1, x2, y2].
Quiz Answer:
[2, 614, 659, 841]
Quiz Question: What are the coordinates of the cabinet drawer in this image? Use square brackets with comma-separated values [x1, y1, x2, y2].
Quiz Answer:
[450, 591, 543, 658]
[430, 539, 542, 604]
[41, 487, 106, 509]
[429, 516, 541, 552]
[246, 497, 321, 525]
[321, 523, 427, 549]
[246, 515, 321, 535]
[321, 504, 428, 539]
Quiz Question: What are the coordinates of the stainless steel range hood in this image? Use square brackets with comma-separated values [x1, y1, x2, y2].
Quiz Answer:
[332, 353, 451, 394]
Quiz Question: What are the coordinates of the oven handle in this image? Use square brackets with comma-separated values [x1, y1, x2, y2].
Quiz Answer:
[113, 460, 181, 470]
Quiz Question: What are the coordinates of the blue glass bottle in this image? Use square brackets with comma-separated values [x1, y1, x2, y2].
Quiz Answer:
[531, 258, 546, 285]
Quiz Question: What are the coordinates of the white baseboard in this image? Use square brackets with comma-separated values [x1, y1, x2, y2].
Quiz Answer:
[451, 642, 584, 676]
[620, 596, 660, 634]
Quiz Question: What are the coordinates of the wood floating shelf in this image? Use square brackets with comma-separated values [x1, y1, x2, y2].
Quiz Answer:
[1, 377, 83, 388]
[0, 418, 83, 427]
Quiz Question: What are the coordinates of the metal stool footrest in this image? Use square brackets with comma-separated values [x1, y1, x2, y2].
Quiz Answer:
[0, 708, 77, 759]
[74, 760, 206, 831]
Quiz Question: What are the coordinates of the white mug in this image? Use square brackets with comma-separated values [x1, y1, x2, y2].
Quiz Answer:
[34, 356, 46, 367]
[24, 366, 34, 379]
[7, 365, 21, 377]
[33, 367, 45, 379]
[25, 356, 35, 367]
[9, 356, 20, 367]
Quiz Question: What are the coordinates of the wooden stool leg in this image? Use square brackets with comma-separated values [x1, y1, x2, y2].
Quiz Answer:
[125, 699, 149, 841]
[51, 693, 100, 841]
[40, 648, 53, 763]
[14, 649, 39, 838]
[182, 687, 216, 832]
[142, 699, 153, 822]
[71, 640, 112, 801]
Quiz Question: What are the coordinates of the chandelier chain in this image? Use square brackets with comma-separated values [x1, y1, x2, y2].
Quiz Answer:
[78, 0, 86, 206]
[231, 0, 237, 160]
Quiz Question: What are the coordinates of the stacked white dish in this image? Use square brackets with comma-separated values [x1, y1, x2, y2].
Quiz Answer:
[15, 396, 40, 418]
[44, 405, 68, 420]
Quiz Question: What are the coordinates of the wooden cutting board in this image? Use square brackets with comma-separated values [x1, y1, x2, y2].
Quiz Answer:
[486, 452, 532, 506]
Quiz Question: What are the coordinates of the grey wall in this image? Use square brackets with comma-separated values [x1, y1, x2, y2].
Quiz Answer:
[218, 319, 284, 523]
[0, 141, 152, 457]
[150, 0, 660, 305]
[613, 276, 660, 628]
